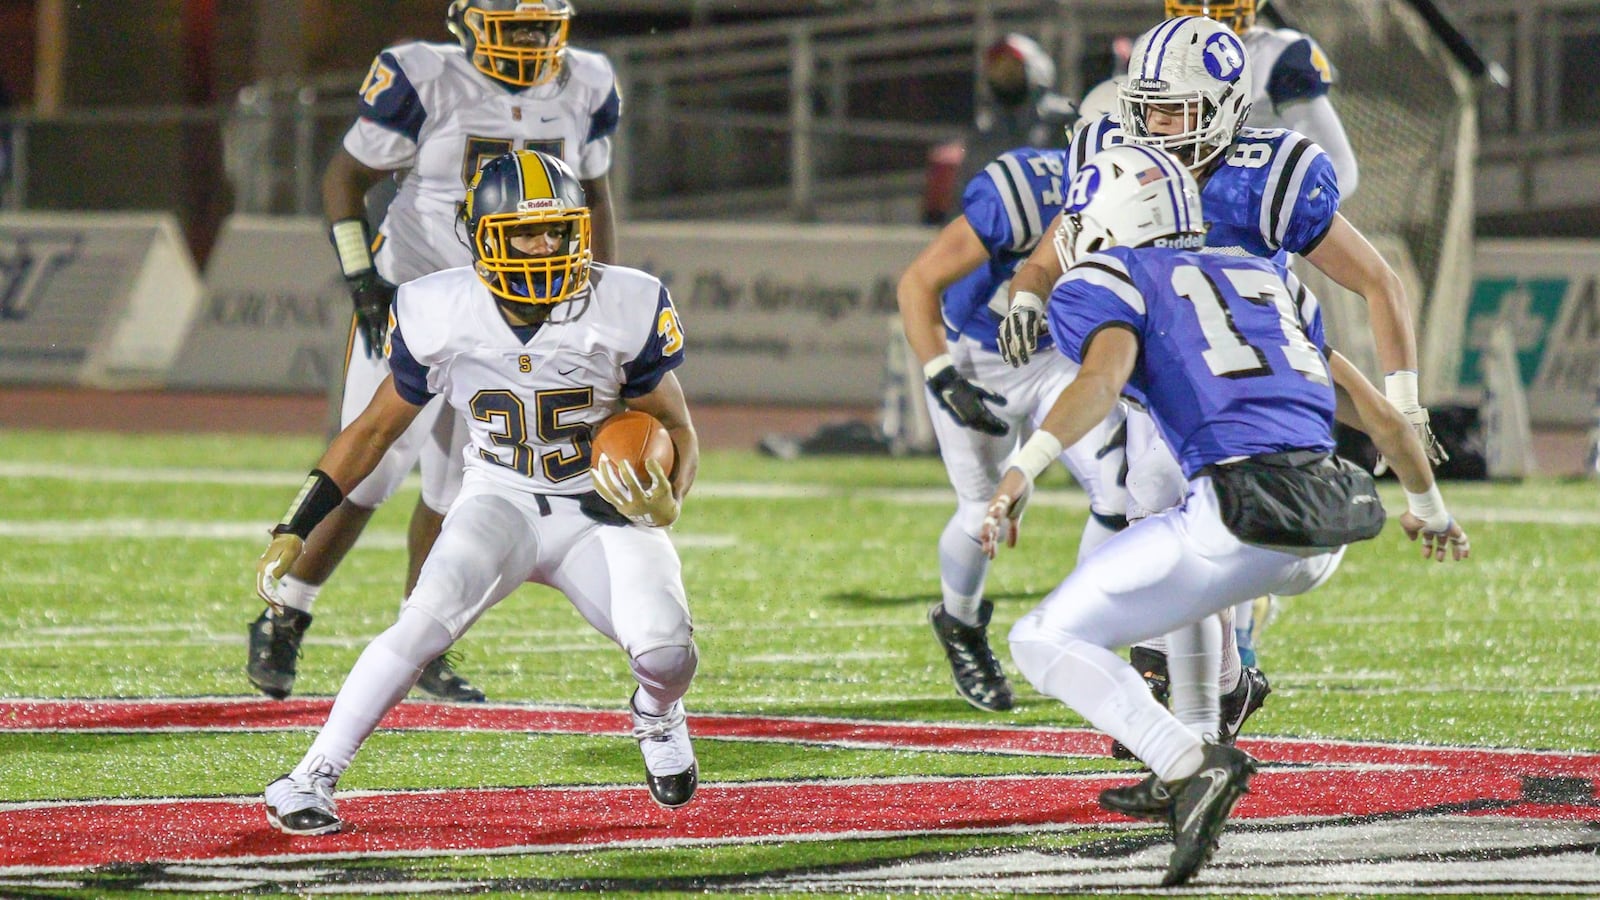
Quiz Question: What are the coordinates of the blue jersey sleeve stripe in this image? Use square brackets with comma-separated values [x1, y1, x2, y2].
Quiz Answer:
[986, 154, 1037, 251]
[586, 85, 622, 144]
[1067, 256, 1144, 313]
[1263, 135, 1315, 248]
[385, 324, 434, 406]
[357, 52, 427, 143]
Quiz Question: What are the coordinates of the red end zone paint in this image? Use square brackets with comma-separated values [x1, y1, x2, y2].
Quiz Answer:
[0, 700, 1595, 872]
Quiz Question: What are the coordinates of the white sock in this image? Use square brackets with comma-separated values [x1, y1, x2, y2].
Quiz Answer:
[938, 516, 989, 626]
[1012, 637, 1203, 783]
[295, 609, 451, 780]
[277, 576, 322, 615]
[1218, 609, 1243, 694]
[1166, 619, 1222, 741]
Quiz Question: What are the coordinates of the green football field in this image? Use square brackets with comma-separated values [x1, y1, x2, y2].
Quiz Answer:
[1, 426, 1598, 898]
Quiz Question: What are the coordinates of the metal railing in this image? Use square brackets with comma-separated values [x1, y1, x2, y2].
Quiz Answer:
[0, 0, 1596, 226]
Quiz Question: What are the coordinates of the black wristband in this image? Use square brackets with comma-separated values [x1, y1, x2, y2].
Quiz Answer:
[272, 469, 345, 539]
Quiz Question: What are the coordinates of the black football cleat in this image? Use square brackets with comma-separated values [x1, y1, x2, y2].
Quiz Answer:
[247, 607, 312, 700]
[1163, 742, 1258, 887]
[414, 652, 487, 703]
[929, 600, 1014, 712]
[1219, 665, 1272, 745]
[1110, 645, 1171, 759]
[1098, 771, 1173, 821]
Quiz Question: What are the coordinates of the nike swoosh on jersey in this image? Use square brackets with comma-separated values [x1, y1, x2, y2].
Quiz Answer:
[558, 366, 580, 376]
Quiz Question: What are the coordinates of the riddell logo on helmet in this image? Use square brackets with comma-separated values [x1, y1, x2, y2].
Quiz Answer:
[1152, 235, 1206, 250]
[1133, 78, 1170, 91]
[517, 198, 561, 211]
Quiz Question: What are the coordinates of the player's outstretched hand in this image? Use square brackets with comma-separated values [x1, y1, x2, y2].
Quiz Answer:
[255, 532, 305, 612]
[1399, 511, 1470, 562]
[594, 456, 680, 527]
[979, 469, 1031, 559]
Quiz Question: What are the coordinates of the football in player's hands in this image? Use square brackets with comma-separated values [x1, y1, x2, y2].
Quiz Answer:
[590, 410, 675, 484]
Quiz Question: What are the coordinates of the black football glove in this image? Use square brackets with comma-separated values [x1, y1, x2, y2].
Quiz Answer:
[347, 270, 395, 359]
[927, 363, 1009, 436]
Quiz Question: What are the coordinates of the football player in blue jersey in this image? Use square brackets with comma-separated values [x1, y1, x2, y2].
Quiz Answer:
[996, 15, 1441, 744]
[247, 0, 624, 703]
[897, 146, 1130, 712]
[980, 143, 1469, 887]
[1170, 0, 1359, 197]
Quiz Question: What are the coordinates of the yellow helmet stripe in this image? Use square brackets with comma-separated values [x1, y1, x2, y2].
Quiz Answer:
[516, 150, 556, 205]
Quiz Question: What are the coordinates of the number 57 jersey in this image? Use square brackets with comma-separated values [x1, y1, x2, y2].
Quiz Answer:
[1047, 247, 1336, 478]
[385, 263, 686, 496]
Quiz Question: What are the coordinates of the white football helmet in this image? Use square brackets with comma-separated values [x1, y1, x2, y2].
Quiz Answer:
[1052, 144, 1207, 271]
[1118, 16, 1253, 170]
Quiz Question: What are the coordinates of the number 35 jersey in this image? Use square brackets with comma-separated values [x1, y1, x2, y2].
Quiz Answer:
[1069, 115, 1340, 265]
[1047, 247, 1335, 478]
[385, 263, 685, 496]
[343, 41, 622, 283]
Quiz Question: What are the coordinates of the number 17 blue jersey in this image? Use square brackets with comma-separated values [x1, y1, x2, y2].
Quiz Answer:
[1046, 247, 1336, 477]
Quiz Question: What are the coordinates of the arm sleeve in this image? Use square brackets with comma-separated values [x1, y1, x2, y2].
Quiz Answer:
[621, 286, 687, 398]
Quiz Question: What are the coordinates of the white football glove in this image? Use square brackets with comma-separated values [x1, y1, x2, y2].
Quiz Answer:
[255, 532, 304, 614]
[593, 455, 681, 527]
[998, 291, 1045, 368]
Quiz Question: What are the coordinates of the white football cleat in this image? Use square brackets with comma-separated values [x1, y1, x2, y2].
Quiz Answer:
[630, 692, 698, 809]
[265, 770, 343, 835]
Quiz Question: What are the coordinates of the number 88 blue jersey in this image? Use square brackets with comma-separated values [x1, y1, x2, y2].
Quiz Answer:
[1047, 246, 1336, 478]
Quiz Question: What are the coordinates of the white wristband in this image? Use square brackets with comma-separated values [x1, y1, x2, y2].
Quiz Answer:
[1404, 483, 1451, 532]
[1010, 429, 1063, 484]
[1011, 290, 1044, 314]
[923, 353, 954, 380]
[330, 218, 374, 278]
[1385, 370, 1419, 409]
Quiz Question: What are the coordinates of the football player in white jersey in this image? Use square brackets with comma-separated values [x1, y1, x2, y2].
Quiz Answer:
[247, 0, 624, 703]
[257, 150, 700, 835]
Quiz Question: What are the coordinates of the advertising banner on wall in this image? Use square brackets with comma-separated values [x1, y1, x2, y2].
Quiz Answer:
[1461, 239, 1600, 426]
[627, 221, 929, 405]
[0, 212, 201, 387]
[167, 216, 350, 393]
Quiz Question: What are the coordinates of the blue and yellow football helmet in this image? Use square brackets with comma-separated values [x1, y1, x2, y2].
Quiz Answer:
[462, 150, 592, 305]
[447, 0, 573, 87]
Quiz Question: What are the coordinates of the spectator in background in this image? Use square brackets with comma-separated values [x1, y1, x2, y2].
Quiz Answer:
[922, 34, 1077, 224]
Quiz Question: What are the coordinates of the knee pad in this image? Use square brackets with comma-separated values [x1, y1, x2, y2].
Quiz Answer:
[630, 642, 699, 699]
[1008, 636, 1068, 696]
[371, 607, 455, 670]
[951, 497, 992, 541]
